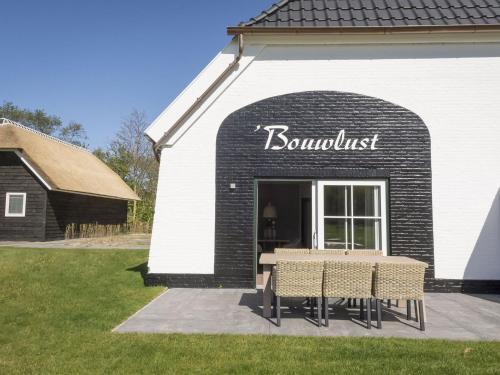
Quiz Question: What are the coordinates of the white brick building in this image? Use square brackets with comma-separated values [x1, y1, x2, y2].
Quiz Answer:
[144, 0, 500, 292]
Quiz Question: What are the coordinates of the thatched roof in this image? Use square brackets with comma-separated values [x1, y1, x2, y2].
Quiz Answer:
[0, 118, 139, 201]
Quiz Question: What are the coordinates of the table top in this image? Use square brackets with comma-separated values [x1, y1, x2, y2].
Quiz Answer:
[259, 253, 428, 268]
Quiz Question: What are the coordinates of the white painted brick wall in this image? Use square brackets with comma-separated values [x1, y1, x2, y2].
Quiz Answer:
[148, 41, 500, 280]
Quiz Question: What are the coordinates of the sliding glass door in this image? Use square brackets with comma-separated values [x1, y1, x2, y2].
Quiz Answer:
[317, 180, 387, 253]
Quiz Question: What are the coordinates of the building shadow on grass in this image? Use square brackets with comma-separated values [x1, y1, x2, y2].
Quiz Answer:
[127, 262, 148, 283]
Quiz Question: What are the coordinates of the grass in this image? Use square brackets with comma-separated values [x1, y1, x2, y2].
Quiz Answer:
[1, 248, 500, 374]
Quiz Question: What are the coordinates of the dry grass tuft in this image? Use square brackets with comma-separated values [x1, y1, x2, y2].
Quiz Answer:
[64, 222, 151, 239]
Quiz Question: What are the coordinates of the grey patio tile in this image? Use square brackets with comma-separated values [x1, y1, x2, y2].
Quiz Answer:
[114, 289, 500, 340]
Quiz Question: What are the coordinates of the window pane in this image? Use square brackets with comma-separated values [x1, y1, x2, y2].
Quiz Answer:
[8, 195, 24, 214]
[324, 218, 347, 249]
[353, 186, 380, 217]
[353, 219, 381, 250]
[324, 186, 350, 216]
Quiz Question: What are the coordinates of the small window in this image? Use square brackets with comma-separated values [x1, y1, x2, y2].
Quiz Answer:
[5, 193, 27, 217]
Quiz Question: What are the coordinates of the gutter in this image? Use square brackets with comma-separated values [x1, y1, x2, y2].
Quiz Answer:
[144, 132, 160, 162]
[227, 24, 500, 35]
[150, 34, 245, 159]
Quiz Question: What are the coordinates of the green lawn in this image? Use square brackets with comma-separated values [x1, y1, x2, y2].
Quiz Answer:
[1, 248, 500, 374]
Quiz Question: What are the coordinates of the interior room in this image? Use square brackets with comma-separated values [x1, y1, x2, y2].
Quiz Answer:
[256, 180, 312, 285]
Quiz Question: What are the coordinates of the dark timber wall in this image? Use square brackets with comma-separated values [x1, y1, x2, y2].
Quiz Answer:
[0, 151, 128, 241]
[45, 192, 128, 240]
[0, 151, 47, 241]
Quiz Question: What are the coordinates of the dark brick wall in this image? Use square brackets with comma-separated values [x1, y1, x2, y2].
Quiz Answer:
[0, 152, 47, 241]
[144, 274, 251, 288]
[214, 91, 435, 288]
[45, 192, 128, 240]
[143, 274, 500, 292]
[427, 279, 500, 293]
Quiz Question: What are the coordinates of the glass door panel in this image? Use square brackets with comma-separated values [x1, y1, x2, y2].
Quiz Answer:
[353, 218, 381, 249]
[353, 186, 380, 217]
[324, 218, 349, 249]
[317, 180, 387, 252]
[324, 186, 351, 216]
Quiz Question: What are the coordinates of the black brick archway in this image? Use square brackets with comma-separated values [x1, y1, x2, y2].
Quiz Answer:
[215, 91, 434, 288]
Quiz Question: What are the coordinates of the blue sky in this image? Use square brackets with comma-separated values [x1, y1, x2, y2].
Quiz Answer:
[1, 0, 273, 148]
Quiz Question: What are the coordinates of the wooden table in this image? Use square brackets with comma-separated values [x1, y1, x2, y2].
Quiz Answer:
[257, 239, 290, 252]
[259, 253, 428, 318]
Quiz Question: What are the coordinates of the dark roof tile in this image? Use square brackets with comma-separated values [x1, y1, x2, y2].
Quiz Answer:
[452, 7, 470, 17]
[364, 9, 379, 19]
[414, 8, 430, 18]
[421, 0, 438, 9]
[238, 0, 500, 27]
[325, 8, 341, 19]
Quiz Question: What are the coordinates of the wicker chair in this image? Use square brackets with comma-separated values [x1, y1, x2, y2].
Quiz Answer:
[322, 261, 373, 329]
[274, 248, 310, 255]
[306, 248, 345, 309]
[372, 262, 426, 330]
[272, 260, 324, 327]
[344, 250, 383, 306]
[346, 250, 383, 256]
[309, 249, 346, 255]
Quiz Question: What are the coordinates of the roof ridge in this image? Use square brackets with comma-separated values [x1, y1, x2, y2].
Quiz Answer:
[239, 0, 292, 26]
[0, 117, 91, 153]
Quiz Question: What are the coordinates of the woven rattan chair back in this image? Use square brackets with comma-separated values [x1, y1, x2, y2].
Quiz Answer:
[372, 263, 426, 300]
[274, 260, 324, 297]
[274, 248, 310, 255]
[323, 261, 373, 299]
[346, 250, 383, 256]
[309, 249, 346, 255]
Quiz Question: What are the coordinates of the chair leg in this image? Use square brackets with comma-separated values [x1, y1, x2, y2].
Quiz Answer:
[359, 298, 364, 320]
[324, 297, 329, 327]
[406, 300, 411, 320]
[418, 300, 425, 331]
[353, 298, 357, 307]
[347, 298, 351, 308]
[414, 300, 419, 322]
[366, 298, 372, 329]
[387, 299, 391, 308]
[310, 298, 315, 318]
[376, 299, 382, 329]
[276, 296, 281, 327]
[317, 297, 322, 327]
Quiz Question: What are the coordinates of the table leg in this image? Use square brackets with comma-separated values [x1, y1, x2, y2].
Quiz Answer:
[422, 297, 427, 322]
[414, 298, 427, 323]
[262, 264, 272, 318]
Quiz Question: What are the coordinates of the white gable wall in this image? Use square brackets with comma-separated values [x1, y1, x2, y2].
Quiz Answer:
[148, 35, 500, 280]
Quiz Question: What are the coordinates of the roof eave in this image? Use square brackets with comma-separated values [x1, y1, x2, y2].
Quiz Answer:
[227, 24, 500, 35]
[51, 188, 141, 201]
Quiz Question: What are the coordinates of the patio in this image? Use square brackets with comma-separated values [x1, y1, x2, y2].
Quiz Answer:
[114, 289, 500, 340]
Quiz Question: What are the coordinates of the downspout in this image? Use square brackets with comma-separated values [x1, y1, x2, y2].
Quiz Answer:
[150, 34, 245, 160]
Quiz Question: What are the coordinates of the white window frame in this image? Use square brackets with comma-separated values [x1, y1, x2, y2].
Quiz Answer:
[5, 192, 27, 217]
[317, 180, 388, 254]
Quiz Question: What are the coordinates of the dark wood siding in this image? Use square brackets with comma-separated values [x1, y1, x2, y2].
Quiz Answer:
[45, 192, 128, 240]
[0, 151, 47, 241]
